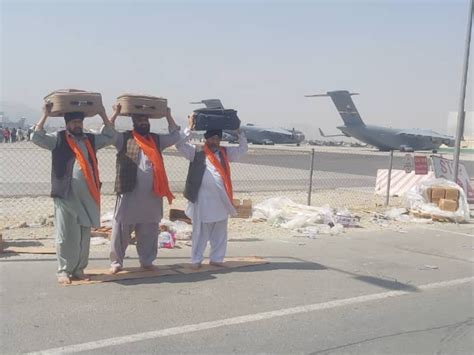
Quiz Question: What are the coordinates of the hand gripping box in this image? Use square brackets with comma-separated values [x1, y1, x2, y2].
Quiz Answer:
[44, 89, 103, 117]
[117, 94, 168, 118]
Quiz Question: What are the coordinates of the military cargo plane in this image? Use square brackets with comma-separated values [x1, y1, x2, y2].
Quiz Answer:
[305, 90, 455, 152]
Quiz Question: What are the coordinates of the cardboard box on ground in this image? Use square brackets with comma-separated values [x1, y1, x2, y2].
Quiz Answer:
[233, 199, 252, 218]
[426, 187, 460, 212]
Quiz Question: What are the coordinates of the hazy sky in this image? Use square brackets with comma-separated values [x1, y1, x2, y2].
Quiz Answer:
[1, 0, 473, 138]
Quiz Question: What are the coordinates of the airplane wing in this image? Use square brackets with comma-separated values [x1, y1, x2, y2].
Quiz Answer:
[397, 129, 455, 146]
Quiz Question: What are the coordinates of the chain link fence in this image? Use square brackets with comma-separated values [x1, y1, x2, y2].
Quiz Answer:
[1, 136, 472, 229]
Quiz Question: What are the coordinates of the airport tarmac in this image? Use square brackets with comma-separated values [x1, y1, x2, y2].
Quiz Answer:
[1, 142, 472, 198]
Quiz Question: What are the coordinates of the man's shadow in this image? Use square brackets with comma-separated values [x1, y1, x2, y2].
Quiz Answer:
[113, 256, 419, 293]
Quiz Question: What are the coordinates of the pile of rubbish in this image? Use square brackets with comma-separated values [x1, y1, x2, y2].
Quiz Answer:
[252, 197, 360, 237]
[404, 178, 470, 223]
[158, 219, 192, 248]
[98, 214, 193, 249]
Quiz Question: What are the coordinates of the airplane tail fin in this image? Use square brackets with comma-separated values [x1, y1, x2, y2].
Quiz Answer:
[190, 99, 224, 109]
[306, 90, 365, 126]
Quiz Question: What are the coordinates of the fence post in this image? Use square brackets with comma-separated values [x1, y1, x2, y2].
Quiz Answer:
[307, 148, 315, 206]
[385, 150, 394, 207]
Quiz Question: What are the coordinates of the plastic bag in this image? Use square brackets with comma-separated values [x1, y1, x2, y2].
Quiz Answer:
[158, 231, 176, 249]
[253, 197, 347, 234]
[404, 178, 470, 222]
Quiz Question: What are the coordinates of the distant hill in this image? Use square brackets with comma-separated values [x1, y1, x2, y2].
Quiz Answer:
[0, 101, 41, 124]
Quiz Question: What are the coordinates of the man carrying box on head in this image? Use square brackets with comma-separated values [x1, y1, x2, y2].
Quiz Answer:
[108, 104, 180, 274]
[31, 103, 116, 284]
[175, 113, 247, 269]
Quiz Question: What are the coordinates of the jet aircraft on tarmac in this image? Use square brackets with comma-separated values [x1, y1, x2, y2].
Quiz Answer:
[305, 90, 455, 152]
[191, 99, 305, 145]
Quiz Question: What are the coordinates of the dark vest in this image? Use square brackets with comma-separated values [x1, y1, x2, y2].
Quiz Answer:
[184, 147, 228, 203]
[51, 130, 96, 199]
[114, 131, 161, 194]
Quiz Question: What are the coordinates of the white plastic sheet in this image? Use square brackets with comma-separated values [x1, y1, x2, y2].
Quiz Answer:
[160, 219, 192, 240]
[252, 197, 351, 235]
[404, 178, 470, 222]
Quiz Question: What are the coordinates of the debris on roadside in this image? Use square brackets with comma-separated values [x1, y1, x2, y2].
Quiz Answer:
[90, 237, 109, 246]
[404, 178, 470, 223]
[160, 219, 192, 240]
[99, 211, 114, 227]
[252, 197, 360, 235]
[419, 264, 439, 270]
[91, 226, 112, 239]
[158, 224, 176, 249]
[169, 209, 192, 224]
[232, 199, 253, 219]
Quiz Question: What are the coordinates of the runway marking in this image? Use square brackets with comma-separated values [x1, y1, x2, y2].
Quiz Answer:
[27, 276, 474, 354]
[424, 227, 474, 238]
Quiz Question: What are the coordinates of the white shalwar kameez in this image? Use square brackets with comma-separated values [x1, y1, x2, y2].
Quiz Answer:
[176, 128, 247, 264]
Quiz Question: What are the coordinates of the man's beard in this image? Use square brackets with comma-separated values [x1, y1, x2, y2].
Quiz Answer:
[68, 127, 83, 137]
[133, 124, 150, 135]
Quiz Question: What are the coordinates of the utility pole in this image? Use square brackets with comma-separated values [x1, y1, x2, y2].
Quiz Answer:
[453, 0, 473, 183]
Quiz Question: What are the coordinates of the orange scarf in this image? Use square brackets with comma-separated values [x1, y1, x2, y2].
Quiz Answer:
[132, 130, 175, 204]
[65, 133, 100, 206]
[203, 144, 233, 204]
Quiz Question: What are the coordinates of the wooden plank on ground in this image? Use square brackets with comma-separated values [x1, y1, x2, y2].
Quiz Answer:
[65, 256, 268, 286]
[2, 246, 56, 255]
[68, 267, 179, 285]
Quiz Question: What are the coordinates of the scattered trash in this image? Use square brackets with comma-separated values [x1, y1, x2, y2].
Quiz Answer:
[232, 199, 253, 219]
[384, 208, 408, 220]
[160, 219, 192, 240]
[252, 197, 357, 235]
[421, 264, 439, 270]
[91, 226, 112, 239]
[404, 178, 470, 223]
[373, 207, 435, 225]
[335, 211, 361, 227]
[158, 224, 176, 249]
[100, 211, 114, 227]
[391, 229, 408, 234]
[169, 209, 192, 224]
[90, 237, 109, 246]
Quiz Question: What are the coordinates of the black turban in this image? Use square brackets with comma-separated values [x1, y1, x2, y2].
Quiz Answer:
[204, 129, 223, 139]
[64, 112, 85, 123]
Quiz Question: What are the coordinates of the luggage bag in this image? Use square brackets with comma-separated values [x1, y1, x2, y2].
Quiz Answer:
[44, 89, 103, 117]
[193, 108, 241, 131]
[117, 94, 168, 118]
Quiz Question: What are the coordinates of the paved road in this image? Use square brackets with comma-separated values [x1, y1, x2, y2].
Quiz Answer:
[1, 224, 472, 354]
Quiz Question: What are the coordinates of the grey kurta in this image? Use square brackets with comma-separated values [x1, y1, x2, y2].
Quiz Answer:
[31, 125, 116, 277]
[113, 127, 181, 224]
[32, 126, 116, 227]
[110, 128, 180, 269]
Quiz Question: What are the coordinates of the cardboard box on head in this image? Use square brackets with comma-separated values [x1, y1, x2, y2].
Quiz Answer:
[44, 89, 103, 117]
[117, 94, 168, 118]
